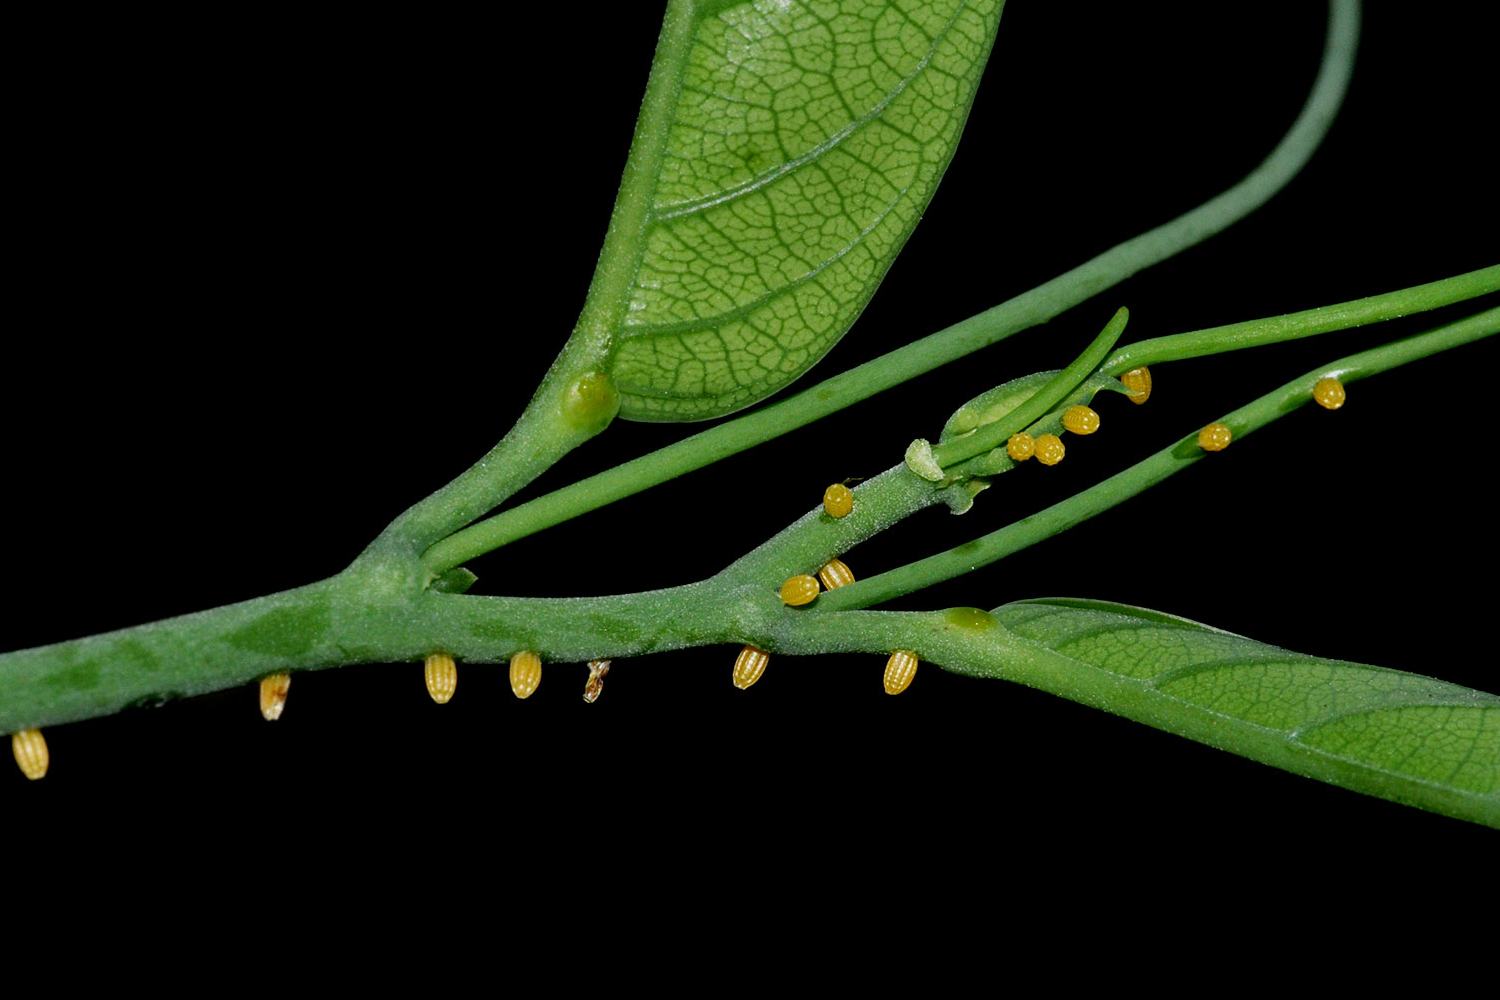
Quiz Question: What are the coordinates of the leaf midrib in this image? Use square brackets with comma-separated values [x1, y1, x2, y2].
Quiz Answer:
[649, 0, 972, 223]
[618, 168, 916, 346]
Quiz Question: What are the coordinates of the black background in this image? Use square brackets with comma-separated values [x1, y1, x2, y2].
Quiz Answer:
[5, 1, 1496, 875]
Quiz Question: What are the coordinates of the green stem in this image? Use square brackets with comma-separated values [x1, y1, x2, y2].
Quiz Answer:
[355, 1, 704, 565]
[6, 311, 1492, 740]
[572, 0, 698, 357]
[1101, 265, 1500, 375]
[363, 378, 611, 573]
[8, 557, 1496, 829]
[817, 306, 1500, 612]
[1, 578, 345, 734]
[419, 0, 1361, 574]
[715, 464, 960, 592]
[930, 306, 1127, 469]
[0, 569, 728, 734]
[426, 265, 1497, 606]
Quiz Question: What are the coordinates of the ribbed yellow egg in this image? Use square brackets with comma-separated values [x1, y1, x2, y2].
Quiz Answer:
[733, 646, 770, 690]
[818, 558, 855, 590]
[1120, 366, 1152, 404]
[780, 574, 820, 607]
[424, 652, 457, 704]
[823, 483, 854, 519]
[11, 729, 48, 780]
[510, 650, 543, 699]
[883, 650, 919, 695]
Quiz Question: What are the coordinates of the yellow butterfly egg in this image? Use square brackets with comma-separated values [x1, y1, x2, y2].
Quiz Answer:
[259, 673, 291, 721]
[11, 729, 48, 780]
[510, 650, 543, 699]
[1313, 376, 1346, 410]
[424, 652, 457, 704]
[780, 574, 821, 607]
[1120, 366, 1152, 404]
[883, 650, 919, 695]
[1062, 405, 1100, 435]
[818, 558, 855, 590]
[1198, 422, 1232, 452]
[733, 645, 770, 690]
[583, 659, 611, 704]
[1033, 433, 1066, 466]
[1006, 432, 1035, 461]
[823, 483, 854, 519]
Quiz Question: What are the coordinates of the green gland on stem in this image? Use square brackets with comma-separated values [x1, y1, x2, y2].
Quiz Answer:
[944, 607, 997, 631]
[560, 371, 620, 435]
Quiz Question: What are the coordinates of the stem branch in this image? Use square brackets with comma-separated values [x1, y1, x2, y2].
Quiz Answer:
[420, 0, 1362, 573]
[817, 306, 1500, 611]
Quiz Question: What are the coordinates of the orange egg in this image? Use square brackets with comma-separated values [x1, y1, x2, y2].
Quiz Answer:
[1198, 422, 1232, 452]
[1034, 434, 1066, 466]
[823, 483, 854, 518]
[1062, 405, 1100, 435]
[1120, 366, 1152, 404]
[1313, 377, 1346, 410]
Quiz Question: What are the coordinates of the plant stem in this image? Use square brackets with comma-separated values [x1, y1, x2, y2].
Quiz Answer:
[425, 260, 1491, 574]
[6, 311, 1492, 736]
[0, 568, 726, 734]
[816, 306, 1500, 612]
[715, 464, 963, 593]
[1100, 265, 1500, 375]
[419, 1, 1362, 574]
[363, 381, 608, 572]
[570, 0, 699, 359]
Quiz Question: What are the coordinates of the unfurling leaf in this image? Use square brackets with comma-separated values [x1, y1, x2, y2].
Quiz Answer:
[604, 0, 1006, 421]
[939, 370, 1127, 443]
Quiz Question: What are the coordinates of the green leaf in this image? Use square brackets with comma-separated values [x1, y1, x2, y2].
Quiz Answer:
[603, 0, 1006, 422]
[982, 598, 1500, 827]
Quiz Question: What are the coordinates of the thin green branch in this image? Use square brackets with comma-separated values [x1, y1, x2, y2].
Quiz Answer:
[419, 0, 1361, 575]
[714, 464, 958, 593]
[1101, 265, 1500, 375]
[816, 306, 1500, 612]
[675, 271, 1499, 596]
[362, 372, 614, 571]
